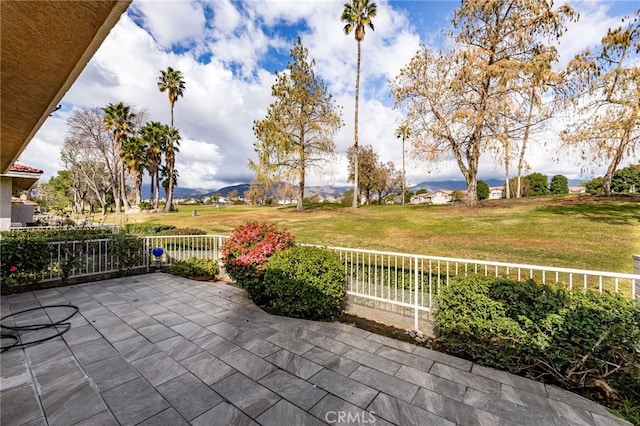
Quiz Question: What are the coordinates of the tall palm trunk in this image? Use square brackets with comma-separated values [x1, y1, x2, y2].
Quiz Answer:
[164, 106, 175, 213]
[352, 40, 362, 209]
[401, 136, 405, 205]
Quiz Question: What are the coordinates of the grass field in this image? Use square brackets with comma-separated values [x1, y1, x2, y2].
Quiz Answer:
[103, 194, 640, 273]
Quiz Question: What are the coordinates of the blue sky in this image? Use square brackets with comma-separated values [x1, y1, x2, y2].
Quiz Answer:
[21, 0, 639, 190]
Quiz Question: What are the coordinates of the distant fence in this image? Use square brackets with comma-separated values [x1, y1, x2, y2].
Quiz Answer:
[4, 234, 638, 332]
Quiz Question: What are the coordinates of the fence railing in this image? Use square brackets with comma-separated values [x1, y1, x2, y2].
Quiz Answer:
[144, 235, 228, 266]
[4, 234, 638, 332]
[38, 238, 146, 283]
[322, 246, 639, 330]
[9, 224, 120, 233]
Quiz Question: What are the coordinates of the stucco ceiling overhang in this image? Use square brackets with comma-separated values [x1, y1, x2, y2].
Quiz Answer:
[1, 0, 131, 174]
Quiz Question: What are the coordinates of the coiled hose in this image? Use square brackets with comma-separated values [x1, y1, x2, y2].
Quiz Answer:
[0, 304, 79, 353]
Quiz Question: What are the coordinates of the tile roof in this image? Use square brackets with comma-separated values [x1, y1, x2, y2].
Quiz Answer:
[9, 163, 44, 174]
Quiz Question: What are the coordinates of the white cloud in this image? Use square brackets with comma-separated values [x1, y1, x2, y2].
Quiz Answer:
[130, 0, 206, 48]
[19, 0, 639, 191]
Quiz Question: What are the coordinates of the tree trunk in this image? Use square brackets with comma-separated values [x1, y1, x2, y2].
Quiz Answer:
[517, 87, 536, 198]
[119, 160, 130, 210]
[401, 137, 406, 205]
[165, 104, 176, 213]
[352, 40, 362, 209]
[602, 123, 632, 196]
[164, 149, 175, 212]
[297, 138, 306, 211]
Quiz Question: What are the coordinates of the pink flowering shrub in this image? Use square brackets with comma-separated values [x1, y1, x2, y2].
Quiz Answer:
[221, 222, 295, 303]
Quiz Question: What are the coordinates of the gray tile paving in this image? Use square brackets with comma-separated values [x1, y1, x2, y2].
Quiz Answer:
[191, 402, 258, 426]
[0, 274, 631, 426]
[256, 399, 327, 426]
[0, 384, 43, 426]
[131, 351, 188, 386]
[349, 365, 419, 403]
[156, 373, 223, 420]
[212, 372, 281, 418]
[219, 347, 276, 380]
[83, 355, 141, 391]
[309, 368, 379, 408]
[265, 349, 323, 380]
[101, 377, 169, 425]
[259, 369, 327, 410]
[179, 351, 235, 385]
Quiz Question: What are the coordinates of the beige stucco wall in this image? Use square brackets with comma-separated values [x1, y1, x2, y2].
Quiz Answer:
[0, 177, 12, 231]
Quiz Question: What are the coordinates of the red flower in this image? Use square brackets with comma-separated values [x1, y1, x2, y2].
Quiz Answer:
[9, 266, 18, 273]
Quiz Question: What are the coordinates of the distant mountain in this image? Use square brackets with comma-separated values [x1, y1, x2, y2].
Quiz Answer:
[411, 179, 505, 192]
[143, 176, 588, 201]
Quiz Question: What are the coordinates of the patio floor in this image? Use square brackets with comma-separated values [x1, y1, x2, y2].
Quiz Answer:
[0, 273, 630, 426]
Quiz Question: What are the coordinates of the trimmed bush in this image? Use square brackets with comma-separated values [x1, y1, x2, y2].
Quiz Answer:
[220, 222, 295, 303]
[435, 276, 640, 405]
[164, 257, 219, 280]
[263, 246, 347, 319]
[123, 223, 176, 235]
[1, 237, 53, 287]
[156, 228, 207, 236]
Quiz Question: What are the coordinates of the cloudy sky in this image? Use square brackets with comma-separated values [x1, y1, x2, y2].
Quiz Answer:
[20, 0, 639, 190]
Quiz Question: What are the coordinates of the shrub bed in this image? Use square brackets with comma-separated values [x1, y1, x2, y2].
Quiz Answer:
[220, 222, 295, 303]
[164, 257, 219, 281]
[123, 223, 176, 235]
[263, 246, 347, 319]
[155, 228, 207, 236]
[435, 276, 640, 408]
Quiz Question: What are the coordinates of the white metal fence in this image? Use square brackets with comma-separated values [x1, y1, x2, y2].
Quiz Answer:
[144, 235, 228, 266]
[325, 246, 639, 330]
[4, 234, 638, 331]
[38, 238, 146, 283]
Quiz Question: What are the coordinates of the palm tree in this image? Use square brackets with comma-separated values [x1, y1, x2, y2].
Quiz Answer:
[395, 123, 411, 205]
[157, 67, 186, 212]
[120, 136, 147, 207]
[161, 128, 181, 203]
[341, 0, 377, 208]
[140, 122, 169, 209]
[102, 102, 136, 211]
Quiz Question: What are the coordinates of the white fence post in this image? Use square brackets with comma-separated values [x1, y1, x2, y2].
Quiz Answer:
[633, 255, 640, 300]
[414, 256, 419, 331]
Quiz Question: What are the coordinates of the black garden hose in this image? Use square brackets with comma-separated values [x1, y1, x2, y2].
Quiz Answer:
[0, 304, 79, 353]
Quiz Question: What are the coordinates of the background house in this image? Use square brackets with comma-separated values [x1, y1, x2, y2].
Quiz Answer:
[0, 164, 43, 229]
[489, 187, 504, 199]
[431, 190, 453, 205]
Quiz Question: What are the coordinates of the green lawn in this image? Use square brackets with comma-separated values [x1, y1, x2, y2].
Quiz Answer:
[105, 194, 640, 273]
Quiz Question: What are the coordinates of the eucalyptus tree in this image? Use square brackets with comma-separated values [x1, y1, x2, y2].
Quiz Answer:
[157, 66, 186, 212]
[394, 123, 411, 205]
[341, 0, 377, 209]
[102, 102, 137, 211]
[560, 10, 639, 196]
[251, 37, 343, 210]
[60, 132, 111, 215]
[63, 108, 116, 214]
[392, 0, 575, 205]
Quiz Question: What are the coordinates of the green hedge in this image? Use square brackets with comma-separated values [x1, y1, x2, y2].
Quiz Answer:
[263, 246, 347, 319]
[0, 228, 114, 241]
[435, 276, 640, 404]
[123, 223, 176, 235]
[164, 257, 219, 280]
[156, 228, 207, 236]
